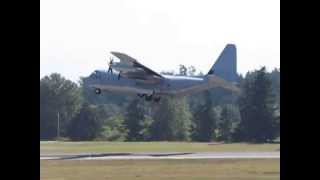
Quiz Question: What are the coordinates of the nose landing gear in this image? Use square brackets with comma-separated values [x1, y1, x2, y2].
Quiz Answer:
[145, 94, 153, 101]
[95, 88, 101, 95]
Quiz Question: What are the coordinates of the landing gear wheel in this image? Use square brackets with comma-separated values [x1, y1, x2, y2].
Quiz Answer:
[95, 88, 101, 95]
[137, 94, 146, 98]
[154, 96, 161, 102]
[145, 95, 153, 101]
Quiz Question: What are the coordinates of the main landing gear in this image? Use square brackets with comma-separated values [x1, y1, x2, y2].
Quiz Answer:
[153, 96, 161, 102]
[137, 93, 161, 102]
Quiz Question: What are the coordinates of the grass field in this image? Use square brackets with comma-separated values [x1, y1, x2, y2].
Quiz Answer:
[41, 159, 279, 180]
[40, 141, 280, 154]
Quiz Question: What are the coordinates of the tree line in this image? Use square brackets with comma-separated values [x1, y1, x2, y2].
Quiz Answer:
[40, 66, 280, 143]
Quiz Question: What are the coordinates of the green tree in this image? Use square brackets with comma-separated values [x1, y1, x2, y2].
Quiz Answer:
[174, 98, 193, 140]
[40, 73, 82, 140]
[124, 99, 150, 141]
[269, 68, 280, 132]
[179, 65, 187, 75]
[99, 115, 128, 141]
[138, 115, 154, 141]
[187, 66, 196, 76]
[191, 91, 218, 141]
[151, 97, 192, 141]
[67, 103, 103, 141]
[235, 67, 278, 142]
[216, 104, 240, 141]
[269, 68, 280, 99]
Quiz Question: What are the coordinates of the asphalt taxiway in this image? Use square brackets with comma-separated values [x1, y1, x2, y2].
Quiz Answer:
[40, 151, 280, 160]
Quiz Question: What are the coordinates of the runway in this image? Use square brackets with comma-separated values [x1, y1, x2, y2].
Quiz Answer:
[40, 151, 280, 160]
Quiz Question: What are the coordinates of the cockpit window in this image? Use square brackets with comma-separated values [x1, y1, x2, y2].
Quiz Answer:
[90, 71, 99, 78]
[90, 70, 107, 79]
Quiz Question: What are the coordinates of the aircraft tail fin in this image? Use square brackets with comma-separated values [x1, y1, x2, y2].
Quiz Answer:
[207, 44, 237, 82]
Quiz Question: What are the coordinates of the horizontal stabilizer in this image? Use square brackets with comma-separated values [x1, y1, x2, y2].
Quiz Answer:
[207, 74, 241, 94]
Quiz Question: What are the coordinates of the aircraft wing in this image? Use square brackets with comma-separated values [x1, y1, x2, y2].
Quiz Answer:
[110, 52, 164, 79]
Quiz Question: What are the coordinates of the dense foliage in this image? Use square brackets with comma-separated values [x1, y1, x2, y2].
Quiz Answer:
[40, 67, 280, 143]
[40, 73, 82, 139]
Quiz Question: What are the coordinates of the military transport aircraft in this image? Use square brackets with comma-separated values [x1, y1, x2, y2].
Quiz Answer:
[84, 44, 240, 102]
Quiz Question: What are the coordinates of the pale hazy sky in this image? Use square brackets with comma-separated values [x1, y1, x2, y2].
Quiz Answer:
[40, 0, 280, 82]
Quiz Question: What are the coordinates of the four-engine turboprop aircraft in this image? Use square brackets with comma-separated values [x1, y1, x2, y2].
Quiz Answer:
[84, 44, 240, 102]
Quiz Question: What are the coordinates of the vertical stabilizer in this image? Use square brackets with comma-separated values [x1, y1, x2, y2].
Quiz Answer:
[207, 44, 237, 82]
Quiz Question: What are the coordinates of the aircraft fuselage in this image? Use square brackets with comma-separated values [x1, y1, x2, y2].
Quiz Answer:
[84, 70, 217, 98]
